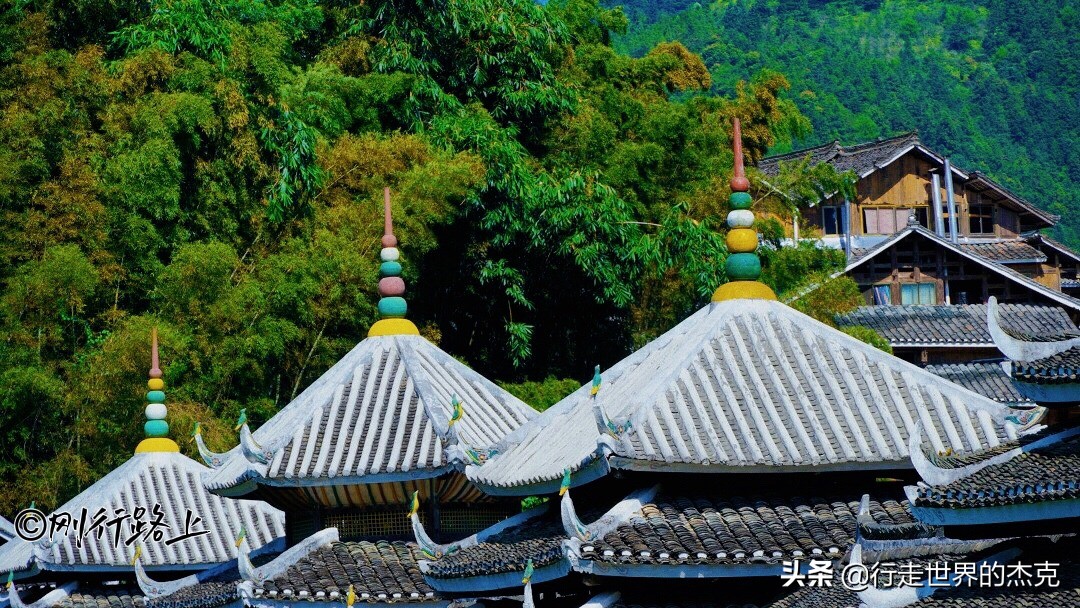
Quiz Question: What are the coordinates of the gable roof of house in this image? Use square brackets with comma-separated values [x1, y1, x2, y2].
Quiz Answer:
[759, 132, 929, 179]
[1026, 232, 1080, 265]
[842, 225, 1080, 313]
[759, 133, 1057, 226]
[466, 298, 1021, 495]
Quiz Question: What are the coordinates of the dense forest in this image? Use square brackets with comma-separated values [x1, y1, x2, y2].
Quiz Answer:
[615, 0, 1080, 245]
[0, 0, 872, 510]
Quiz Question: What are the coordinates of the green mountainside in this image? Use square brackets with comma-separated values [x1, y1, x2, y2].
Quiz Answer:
[1, 0, 868, 508]
[614, 0, 1080, 244]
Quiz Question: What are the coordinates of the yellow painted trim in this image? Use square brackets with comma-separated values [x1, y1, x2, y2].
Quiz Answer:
[725, 228, 758, 253]
[367, 318, 420, 337]
[711, 281, 777, 302]
[135, 438, 180, 453]
[147, 378, 164, 390]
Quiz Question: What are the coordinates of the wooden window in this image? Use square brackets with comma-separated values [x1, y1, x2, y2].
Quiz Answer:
[999, 208, 1019, 235]
[969, 204, 995, 235]
[822, 206, 847, 235]
[872, 284, 892, 305]
[901, 282, 937, 305]
[863, 207, 928, 234]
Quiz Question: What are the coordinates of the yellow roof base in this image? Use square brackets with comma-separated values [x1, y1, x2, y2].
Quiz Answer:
[135, 438, 180, 453]
[712, 281, 777, 302]
[368, 318, 420, 337]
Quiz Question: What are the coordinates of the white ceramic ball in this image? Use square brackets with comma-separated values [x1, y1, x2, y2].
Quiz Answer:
[727, 209, 755, 228]
[380, 247, 400, 262]
[145, 403, 167, 420]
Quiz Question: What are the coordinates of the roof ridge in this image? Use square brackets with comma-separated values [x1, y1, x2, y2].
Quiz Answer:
[763, 131, 919, 163]
[758, 139, 841, 164]
[845, 225, 1080, 313]
[835, 131, 919, 155]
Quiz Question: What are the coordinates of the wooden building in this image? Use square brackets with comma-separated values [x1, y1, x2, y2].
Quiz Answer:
[759, 132, 1057, 242]
[758, 133, 1080, 300]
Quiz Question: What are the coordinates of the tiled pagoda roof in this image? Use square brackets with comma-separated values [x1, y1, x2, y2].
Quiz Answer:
[0, 451, 284, 577]
[836, 304, 1077, 348]
[204, 335, 535, 500]
[469, 299, 1020, 495]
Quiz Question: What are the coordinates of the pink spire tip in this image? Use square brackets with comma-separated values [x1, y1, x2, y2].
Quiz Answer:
[150, 327, 162, 379]
[731, 118, 749, 193]
[382, 187, 398, 248]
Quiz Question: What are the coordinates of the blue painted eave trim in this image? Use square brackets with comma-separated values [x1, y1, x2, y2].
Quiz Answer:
[470, 455, 610, 497]
[424, 558, 570, 593]
[245, 599, 449, 608]
[910, 497, 1080, 526]
[570, 558, 813, 579]
[257, 465, 459, 488]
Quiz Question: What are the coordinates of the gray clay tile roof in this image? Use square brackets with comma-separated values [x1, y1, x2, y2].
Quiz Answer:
[206, 335, 535, 494]
[251, 541, 437, 603]
[918, 424, 1061, 471]
[608, 598, 764, 608]
[957, 240, 1046, 263]
[761, 556, 1080, 608]
[1028, 233, 1080, 264]
[612, 602, 758, 608]
[579, 494, 917, 566]
[923, 363, 1034, 407]
[0, 515, 13, 542]
[1012, 347, 1080, 383]
[145, 581, 238, 608]
[758, 132, 922, 178]
[912, 428, 1080, 509]
[422, 512, 567, 580]
[470, 299, 1019, 493]
[851, 241, 1050, 265]
[0, 452, 284, 575]
[836, 304, 1077, 348]
[57, 587, 146, 608]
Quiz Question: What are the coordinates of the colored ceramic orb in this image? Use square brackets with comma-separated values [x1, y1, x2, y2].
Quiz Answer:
[378, 296, 408, 318]
[147, 378, 164, 391]
[145, 403, 167, 420]
[381, 234, 398, 248]
[380, 261, 403, 277]
[727, 209, 755, 228]
[146, 390, 166, 404]
[730, 176, 750, 192]
[368, 318, 421, 337]
[712, 280, 778, 302]
[729, 191, 753, 210]
[726, 228, 758, 253]
[380, 247, 400, 262]
[726, 253, 762, 280]
[378, 277, 406, 297]
[144, 419, 169, 438]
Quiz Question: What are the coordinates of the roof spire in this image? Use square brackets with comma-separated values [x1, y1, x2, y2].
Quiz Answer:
[368, 187, 420, 337]
[135, 328, 179, 453]
[712, 118, 777, 302]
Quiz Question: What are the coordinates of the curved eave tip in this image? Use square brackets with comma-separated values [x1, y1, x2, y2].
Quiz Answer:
[711, 281, 777, 302]
[367, 318, 420, 337]
[135, 438, 180, 453]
